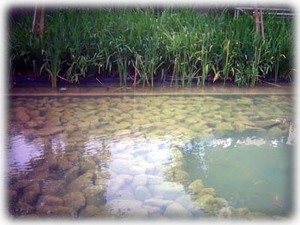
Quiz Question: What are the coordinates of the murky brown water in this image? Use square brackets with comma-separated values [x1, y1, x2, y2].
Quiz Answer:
[7, 94, 294, 219]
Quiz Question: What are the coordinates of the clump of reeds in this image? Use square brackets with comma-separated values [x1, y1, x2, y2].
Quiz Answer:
[9, 7, 293, 88]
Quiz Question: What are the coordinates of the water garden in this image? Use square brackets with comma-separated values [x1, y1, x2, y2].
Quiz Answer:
[7, 6, 294, 220]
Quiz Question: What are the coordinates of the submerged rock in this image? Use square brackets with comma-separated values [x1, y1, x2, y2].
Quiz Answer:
[188, 179, 204, 194]
[82, 185, 106, 206]
[149, 182, 185, 200]
[13, 201, 35, 215]
[236, 97, 253, 105]
[41, 180, 66, 195]
[199, 188, 216, 197]
[19, 191, 39, 205]
[65, 166, 80, 183]
[107, 199, 144, 217]
[132, 174, 148, 187]
[215, 123, 234, 132]
[37, 126, 64, 137]
[134, 185, 152, 202]
[24, 181, 40, 194]
[37, 195, 64, 206]
[164, 202, 192, 218]
[144, 197, 173, 209]
[268, 126, 283, 138]
[15, 110, 30, 123]
[80, 205, 99, 217]
[63, 191, 86, 211]
[36, 205, 75, 217]
[24, 120, 44, 129]
[68, 171, 94, 192]
[255, 120, 281, 129]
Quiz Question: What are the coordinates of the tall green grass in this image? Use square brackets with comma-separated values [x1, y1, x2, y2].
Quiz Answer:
[9, 7, 293, 88]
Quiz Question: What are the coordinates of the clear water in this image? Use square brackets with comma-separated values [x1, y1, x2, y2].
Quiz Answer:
[7, 95, 294, 219]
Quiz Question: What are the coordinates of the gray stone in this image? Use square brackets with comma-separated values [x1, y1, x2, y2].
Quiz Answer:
[107, 176, 126, 196]
[107, 199, 143, 217]
[144, 197, 173, 209]
[110, 158, 130, 174]
[149, 182, 185, 200]
[142, 205, 162, 217]
[114, 188, 135, 200]
[164, 202, 192, 218]
[117, 174, 133, 184]
[132, 174, 148, 187]
[147, 175, 164, 185]
[134, 185, 152, 201]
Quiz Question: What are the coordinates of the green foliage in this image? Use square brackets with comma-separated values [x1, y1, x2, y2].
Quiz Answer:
[9, 8, 293, 88]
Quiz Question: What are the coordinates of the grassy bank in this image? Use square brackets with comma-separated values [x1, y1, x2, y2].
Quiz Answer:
[9, 7, 293, 88]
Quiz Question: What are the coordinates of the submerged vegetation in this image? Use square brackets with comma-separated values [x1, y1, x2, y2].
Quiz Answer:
[9, 7, 293, 88]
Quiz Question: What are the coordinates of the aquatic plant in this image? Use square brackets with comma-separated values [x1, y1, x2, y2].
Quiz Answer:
[9, 7, 293, 88]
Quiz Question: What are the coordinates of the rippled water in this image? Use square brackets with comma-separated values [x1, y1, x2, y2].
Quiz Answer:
[7, 95, 294, 219]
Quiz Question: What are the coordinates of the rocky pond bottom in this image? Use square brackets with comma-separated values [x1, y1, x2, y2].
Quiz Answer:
[7, 94, 293, 219]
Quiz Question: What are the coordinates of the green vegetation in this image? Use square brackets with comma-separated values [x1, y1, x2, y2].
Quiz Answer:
[9, 8, 293, 88]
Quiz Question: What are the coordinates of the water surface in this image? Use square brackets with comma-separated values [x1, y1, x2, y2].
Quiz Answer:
[7, 95, 293, 219]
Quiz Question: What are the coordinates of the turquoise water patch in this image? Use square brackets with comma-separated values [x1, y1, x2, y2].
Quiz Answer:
[182, 135, 293, 216]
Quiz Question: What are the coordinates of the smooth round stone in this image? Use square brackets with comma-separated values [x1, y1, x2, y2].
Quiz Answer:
[128, 165, 147, 175]
[149, 182, 185, 200]
[82, 185, 106, 206]
[147, 175, 164, 185]
[142, 205, 162, 217]
[19, 191, 39, 205]
[80, 205, 99, 217]
[15, 110, 30, 123]
[175, 195, 200, 213]
[36, 205, 74, 216]
[132, 174, 148, 187]
[37, 126, 64, 137]
[134, 185, 152, 202]
[144, 197, 174, 209]
[37, 195, 64, 206]
[164, 202, 192, 218]
[107, 199, 144, 217]
[107, 177, 127, 196]
[63, 191, 86, 211]
[67, 172, 94, 192]
[14, 201, 35, 215]
[117, 174, 133, 184]
[110, 158, 131, 174]
[114, 188, 135, 200]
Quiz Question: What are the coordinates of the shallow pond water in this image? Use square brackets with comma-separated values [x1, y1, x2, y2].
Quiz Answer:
[7, 94, 294, 219]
